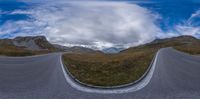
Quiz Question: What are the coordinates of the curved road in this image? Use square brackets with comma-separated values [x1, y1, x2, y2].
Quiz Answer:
[0, 48, 200, 99]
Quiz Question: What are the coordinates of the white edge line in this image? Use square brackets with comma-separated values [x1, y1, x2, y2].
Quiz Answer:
[59, 51, 160, 94]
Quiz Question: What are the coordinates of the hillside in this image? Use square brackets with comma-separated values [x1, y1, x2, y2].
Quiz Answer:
[0, 36, 56, 49]
[0, 36, 57, 56]
[121, 36, 200, 54]
[63, 35, 200, 86]
[13, 36, 56, 51]
[0, 36, 98, 56]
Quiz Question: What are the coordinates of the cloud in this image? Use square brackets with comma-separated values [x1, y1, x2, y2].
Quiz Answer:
[175, 25, 200, 36]
[189, 10, 200, 21]
[173, 9, 200, 37]
[156, 32, 179, 39]
[156, 9, 200, 39]
[0, 20, 45, 37]
[4, 1, 200, 49]
[1, 0, 200, 50]
[0, 1, 161, 49]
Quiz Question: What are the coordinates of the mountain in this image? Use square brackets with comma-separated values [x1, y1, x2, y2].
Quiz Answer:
[0, 36, 99, 56]
[53, 44, 100, 53]
[121, 35, 200, 54]
[1, 35, 199, 56]
[102, 47, 124, 54]
[13, 36, 56, 51]
[150, 35, 198, 45]
[0, 36, 59, 56]
[0, 36, 56, 51]
[67, 46, 100, 53]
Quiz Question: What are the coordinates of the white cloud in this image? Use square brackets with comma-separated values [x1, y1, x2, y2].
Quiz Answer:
[0, 1, 161, 49]
[188, 10, 200, 24]
[156, 32, 180, 39]
[156, 9, 200, 39]
[175, 25, 200, 36]
[173, 10, 200, 37]
[0, 20, 46, 37]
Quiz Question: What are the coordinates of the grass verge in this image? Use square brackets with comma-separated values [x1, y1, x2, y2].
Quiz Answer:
[62, 48, 157, 86]
[0, 46, 52, 56]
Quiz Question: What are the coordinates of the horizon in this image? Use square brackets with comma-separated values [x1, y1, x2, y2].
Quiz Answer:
[0, 0, 200, 49]
[0, 34, 197, 51]
[1, 1, 200, 98]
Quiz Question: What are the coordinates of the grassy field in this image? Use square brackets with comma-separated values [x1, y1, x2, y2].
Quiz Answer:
[63, 48, 156, 86]
[62, 36, 200, 86]
[0, 46, 52, 56]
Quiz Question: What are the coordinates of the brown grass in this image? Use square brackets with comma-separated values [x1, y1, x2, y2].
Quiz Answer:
[62, 36, 200, 86]
[0, 46, 52, 56]
[63, 48, 157, 86]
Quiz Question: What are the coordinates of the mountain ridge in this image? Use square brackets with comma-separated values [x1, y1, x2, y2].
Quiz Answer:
[121, 35, 200, 54]
[0, 35, 199, 56]
[0, 36, 99, 55]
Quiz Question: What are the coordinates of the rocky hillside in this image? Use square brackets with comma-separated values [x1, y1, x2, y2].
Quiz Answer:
[0, 36, 55, 51]
[13, 36, 56, 51]
[0, 36, 98, 56]
[0, 36, 57, 56]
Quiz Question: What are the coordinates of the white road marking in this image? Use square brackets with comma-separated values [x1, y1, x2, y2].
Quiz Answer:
[60, 51, 160, 94]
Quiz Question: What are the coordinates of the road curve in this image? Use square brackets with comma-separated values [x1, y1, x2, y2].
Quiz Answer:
[0, 48, 200, 99]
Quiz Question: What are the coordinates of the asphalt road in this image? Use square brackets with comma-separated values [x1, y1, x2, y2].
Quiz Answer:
[0, 48, 200, 99]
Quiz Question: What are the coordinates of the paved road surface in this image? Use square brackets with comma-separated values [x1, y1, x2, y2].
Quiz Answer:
[0, 48, 200, 99]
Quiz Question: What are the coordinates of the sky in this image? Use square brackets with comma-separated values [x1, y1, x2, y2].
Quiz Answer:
[0, 0, 200, 49]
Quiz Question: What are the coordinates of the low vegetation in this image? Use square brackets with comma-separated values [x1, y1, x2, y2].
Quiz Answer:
[63, 36, 200, 86]
[63, 48, 156, 86]
[0, 46, 52, 56]
[0, 36, 56, 56]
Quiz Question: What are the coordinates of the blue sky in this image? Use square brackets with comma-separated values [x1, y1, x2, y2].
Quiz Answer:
[0, 0, 200, 49]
